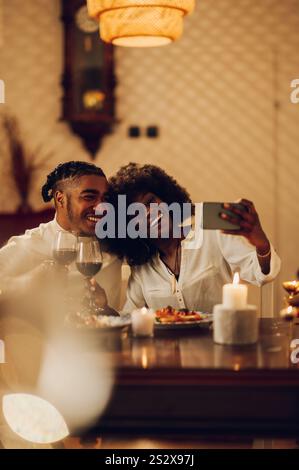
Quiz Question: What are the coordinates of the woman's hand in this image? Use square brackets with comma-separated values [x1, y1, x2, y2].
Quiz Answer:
[221, 199, 271, 275]
[220, 198, 270, 254]
[88, 279, 119, 316]
[88, 278, 108, 309]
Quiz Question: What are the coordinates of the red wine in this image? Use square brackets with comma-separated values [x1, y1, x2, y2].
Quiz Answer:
[76, 262, 102, 277]
[53, 249, 77, 266]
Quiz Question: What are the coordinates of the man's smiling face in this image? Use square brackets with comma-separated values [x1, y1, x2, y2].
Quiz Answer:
[62, 175, 109, 236]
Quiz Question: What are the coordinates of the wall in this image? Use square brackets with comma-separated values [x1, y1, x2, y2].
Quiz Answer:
[0, 0, 299, 309]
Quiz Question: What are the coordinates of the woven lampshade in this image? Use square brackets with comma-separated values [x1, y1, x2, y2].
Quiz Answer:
[87, 1, 196, 47]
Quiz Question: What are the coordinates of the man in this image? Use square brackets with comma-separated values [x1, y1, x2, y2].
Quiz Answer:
[0, 161, 121, 311]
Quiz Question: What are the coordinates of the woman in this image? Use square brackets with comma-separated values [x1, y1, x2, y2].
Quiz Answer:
[103, 163, 281, 313]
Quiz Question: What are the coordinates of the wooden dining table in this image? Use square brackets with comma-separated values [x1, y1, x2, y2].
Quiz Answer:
[90, 319, 299, 439]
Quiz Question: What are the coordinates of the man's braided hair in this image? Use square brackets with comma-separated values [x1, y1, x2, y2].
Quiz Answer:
[41, 161, 106, 203]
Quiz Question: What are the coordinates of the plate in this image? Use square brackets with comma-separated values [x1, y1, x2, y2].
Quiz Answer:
[66, 313, 131, 332]
[155, 312, 213, 330]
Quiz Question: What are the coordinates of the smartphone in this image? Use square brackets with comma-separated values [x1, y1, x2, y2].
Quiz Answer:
[202, 202, 246, 230]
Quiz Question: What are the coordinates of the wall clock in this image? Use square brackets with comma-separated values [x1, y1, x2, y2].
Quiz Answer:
[61, 0, 116, 158]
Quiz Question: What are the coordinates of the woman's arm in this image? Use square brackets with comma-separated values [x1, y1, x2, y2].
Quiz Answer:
[90, 268, 145, 316]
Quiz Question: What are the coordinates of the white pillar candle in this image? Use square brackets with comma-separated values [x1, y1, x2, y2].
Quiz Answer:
[131, 307, 155, 337]
[222, 272, 248, 310]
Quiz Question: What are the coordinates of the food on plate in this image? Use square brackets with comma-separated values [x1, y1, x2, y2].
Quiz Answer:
[155, 306, 204, 323]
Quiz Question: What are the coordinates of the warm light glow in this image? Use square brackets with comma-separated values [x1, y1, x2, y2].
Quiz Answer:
[83, 89, 105, 110]
[113, 35, 172, 47]
[141, 307, 148, 315]
[280, 305, 296, 319]
[233, 272, 240, 286]
[141, 348, 148, 369]
[282, 280, 299, 292]
[87, 0, 196, 47]
[2, 394, 69, 444]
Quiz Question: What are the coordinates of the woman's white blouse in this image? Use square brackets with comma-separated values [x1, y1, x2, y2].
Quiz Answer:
[123, 229, 281, 314]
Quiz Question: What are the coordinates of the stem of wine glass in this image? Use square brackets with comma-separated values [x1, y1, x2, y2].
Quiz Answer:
[85, 276, 93, 312]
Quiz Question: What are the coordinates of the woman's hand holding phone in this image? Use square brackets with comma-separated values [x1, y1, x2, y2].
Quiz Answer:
[220, 198, 270, 256]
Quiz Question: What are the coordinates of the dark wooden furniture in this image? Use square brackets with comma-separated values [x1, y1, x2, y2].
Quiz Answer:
[61, 0, 116, 157]
[95, 320, 299, 438]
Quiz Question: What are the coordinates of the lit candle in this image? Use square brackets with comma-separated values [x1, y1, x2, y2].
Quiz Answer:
[222, 272, 248, 310]
[131, 307, 155, 337]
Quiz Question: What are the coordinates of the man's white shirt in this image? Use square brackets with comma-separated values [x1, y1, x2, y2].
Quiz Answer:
[0, 218, 122, 310]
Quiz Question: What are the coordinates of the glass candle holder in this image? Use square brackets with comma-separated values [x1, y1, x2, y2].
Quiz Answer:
[280, 305, 297, 322]
[131, 307, 155, 338]
[282, 281, 299, 306]
[279, 306, 297, 348]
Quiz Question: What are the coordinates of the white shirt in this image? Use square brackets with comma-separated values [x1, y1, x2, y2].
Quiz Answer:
[0, 218, 122, 310]
[123, 229, 281, 314]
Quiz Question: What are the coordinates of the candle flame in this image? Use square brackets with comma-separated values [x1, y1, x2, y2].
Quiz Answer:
[141, 307, 147, 315]
[233, 272, 240, 285]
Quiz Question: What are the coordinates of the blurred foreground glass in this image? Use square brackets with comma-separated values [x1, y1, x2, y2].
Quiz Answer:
[2, 394, 69, 444]
[260, 318, 293, 360]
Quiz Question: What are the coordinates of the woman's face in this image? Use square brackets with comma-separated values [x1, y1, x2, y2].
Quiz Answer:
[134, 192, 173, 240]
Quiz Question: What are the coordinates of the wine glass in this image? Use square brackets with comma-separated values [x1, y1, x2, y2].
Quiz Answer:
[282, 281, 299, 314]
[52, 231, 78, 317]
[76, 239, 103, 316]
[53, 231, 77, 269]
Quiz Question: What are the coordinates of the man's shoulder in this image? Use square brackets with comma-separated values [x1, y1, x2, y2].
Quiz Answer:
[0, 219, 56, 273]
[6, 219, 56, 247]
